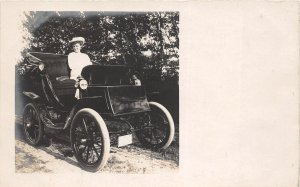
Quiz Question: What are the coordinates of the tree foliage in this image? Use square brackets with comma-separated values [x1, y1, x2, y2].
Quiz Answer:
[22, 11, 179, 82]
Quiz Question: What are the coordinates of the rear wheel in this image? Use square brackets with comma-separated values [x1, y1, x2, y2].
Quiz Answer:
[23, 103, 43, 146]
[136, 102, 175, 149]
[70, 108, 110, 172]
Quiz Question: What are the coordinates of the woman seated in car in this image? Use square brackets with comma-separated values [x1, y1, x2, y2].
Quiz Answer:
[68, 37, 92, 80]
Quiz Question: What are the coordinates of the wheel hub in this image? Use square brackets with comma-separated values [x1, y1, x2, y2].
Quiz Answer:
[82, 137, 94, 146]
[87, 139, 93, 145]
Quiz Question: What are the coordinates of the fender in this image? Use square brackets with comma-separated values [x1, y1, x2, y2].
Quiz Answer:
[22, 91, 42, 102]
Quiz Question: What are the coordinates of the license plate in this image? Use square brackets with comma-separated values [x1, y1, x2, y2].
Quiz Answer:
[118, 134, 132, 147]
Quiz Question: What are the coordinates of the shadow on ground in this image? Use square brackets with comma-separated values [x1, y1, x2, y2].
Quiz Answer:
[15, 116, 179, 173]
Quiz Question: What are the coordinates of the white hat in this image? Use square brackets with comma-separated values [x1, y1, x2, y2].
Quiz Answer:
[69, 37, 85, 45]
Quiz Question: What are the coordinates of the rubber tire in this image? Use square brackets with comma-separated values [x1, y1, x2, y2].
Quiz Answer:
[137, 102, 175, 150]
[70, 108, 110, 172]
[22, 103, 44, 146]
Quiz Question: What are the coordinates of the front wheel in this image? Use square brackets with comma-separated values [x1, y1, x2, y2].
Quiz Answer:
[70, 108, 110, 172]
[136, 102, 175, 150]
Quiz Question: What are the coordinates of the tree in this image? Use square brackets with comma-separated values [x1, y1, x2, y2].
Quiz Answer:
[21, 11, 179, 82]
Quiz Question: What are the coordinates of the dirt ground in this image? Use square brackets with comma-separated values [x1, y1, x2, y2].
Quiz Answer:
[15, 116, 179, 173]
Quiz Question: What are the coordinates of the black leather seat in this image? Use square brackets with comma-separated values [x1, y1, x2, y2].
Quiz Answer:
[43, 56, 77, 106]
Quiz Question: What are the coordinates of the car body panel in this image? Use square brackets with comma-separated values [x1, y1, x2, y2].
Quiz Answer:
[16, 52, 150, 117]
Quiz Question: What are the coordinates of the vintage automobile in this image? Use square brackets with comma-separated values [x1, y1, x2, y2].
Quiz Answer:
[15, 52, 175, 172]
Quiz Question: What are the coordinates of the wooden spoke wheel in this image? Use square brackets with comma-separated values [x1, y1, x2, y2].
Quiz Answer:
[23, 103, 43, 146]
[136, 102, 175, 150]
[70, 108, 110, 172]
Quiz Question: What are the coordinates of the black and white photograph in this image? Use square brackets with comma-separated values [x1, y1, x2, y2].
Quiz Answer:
[14, 11, 179, 173]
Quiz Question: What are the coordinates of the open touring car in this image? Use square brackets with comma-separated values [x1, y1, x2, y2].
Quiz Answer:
[15, 52, 175, 172]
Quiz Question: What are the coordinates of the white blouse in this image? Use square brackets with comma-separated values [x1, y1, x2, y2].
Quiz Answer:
[68, 52, 92, 80]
